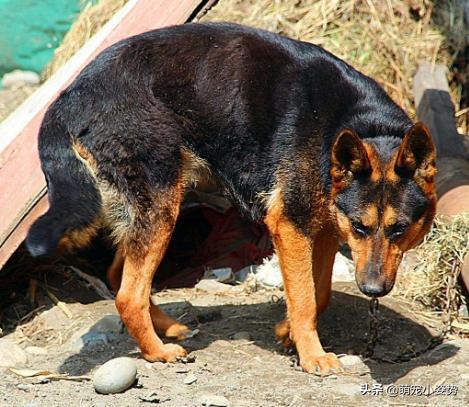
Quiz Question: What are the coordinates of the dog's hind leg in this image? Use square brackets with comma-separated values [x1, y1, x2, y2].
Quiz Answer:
[107, 239, 190, 341]
[150, 305, 190, 340]
[115, 182, 188, 363]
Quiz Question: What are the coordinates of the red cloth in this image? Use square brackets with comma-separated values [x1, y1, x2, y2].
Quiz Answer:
[155, 206, 272, 289]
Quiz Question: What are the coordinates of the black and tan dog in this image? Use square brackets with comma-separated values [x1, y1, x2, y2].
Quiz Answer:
[26, 23, 436, 373]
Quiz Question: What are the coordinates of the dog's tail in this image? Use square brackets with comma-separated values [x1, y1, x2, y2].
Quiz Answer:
[26, 111, 102, 257]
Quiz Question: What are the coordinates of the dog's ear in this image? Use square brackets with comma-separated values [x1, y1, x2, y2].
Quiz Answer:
[395, 122, 436, 183]
[331, 128, 370, 185]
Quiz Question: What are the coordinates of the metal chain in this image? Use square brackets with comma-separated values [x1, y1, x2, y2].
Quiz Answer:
[363, 297, 380, 358]
[362, 294, 454, 364]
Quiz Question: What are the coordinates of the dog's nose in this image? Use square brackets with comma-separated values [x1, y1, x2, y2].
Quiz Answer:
[359, 281, 386, 297]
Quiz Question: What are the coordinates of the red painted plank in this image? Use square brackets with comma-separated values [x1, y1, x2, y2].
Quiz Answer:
[0, 0, 205, 267]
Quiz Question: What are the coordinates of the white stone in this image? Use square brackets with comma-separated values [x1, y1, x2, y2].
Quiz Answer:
[93, 357, 137, 394]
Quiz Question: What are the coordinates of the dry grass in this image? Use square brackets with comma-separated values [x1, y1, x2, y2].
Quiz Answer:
[201, 0, 467, 130]
[397, 213, 469, 333]
[43, 0, 128, 79]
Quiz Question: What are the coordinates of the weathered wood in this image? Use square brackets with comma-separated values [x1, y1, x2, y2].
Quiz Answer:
[0, 0, 206, 268]
[413, 62, 469, 200]
[414, 61, 469, 290]
[414, 63, 468, 160]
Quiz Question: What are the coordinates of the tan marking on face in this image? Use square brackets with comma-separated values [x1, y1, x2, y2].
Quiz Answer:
[351, 238, 374, 275]
[362, 142, 382, 182]
[335, 211, 372, 273]
[397, 215, 432, 251]
[382, 241, 403, 280]
[383, 205, 398, 228]
[361, 204, 378, 228]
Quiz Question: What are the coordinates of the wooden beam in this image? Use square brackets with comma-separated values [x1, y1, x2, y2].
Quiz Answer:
[0, 0, 206, 268]
[414, 61, 469, 292]
[413, 62, 469, 200]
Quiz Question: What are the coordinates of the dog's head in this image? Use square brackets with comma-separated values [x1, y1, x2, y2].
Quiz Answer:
[329, 122, 436, 297]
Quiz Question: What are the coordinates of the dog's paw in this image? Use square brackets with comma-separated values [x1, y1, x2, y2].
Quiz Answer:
[143, 343, 187, 363]
[164, 323, 192, 341]
[300, 352, 343, 375]
[275, 319, 295, 349]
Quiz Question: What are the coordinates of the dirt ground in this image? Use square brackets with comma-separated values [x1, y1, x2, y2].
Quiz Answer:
[0, 271, 468, 407]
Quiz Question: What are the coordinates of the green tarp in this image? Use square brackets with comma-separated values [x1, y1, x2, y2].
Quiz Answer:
[0, 0, 95, 77]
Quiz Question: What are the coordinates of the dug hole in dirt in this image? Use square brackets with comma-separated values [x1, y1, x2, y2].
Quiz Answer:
[0, 186, 468, 407]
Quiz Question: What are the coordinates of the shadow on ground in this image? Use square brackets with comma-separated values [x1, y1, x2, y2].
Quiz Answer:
[57, 288, 458, 384]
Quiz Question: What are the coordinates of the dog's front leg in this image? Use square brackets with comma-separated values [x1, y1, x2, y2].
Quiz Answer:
[265, 209, 341, 374]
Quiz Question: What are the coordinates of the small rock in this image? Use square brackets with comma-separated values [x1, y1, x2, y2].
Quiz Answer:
[139, 391, 162, 403]
[232, 331, 252, 341]
[17, 384, 31, 392]
[25, 346, 48, 356]
[2, 70, 40, 88]
[179, 354, 197, 364]
[184, 373, 197, 385]
[31, 377, 50, 385]
[461, 373, 469, 380]
[91, 314, 124, 334]
[0, 338, 27, 367]
[195, 279, 234, 292]
[93, 357, 137, 394]
[200, 394, 230, 406]
[70, 331, 109, 352]
[339, 354, 363, 367]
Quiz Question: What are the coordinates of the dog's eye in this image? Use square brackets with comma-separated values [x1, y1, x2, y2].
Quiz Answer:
[388, 223, 409, 240]
[351, 221, 369, 238]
